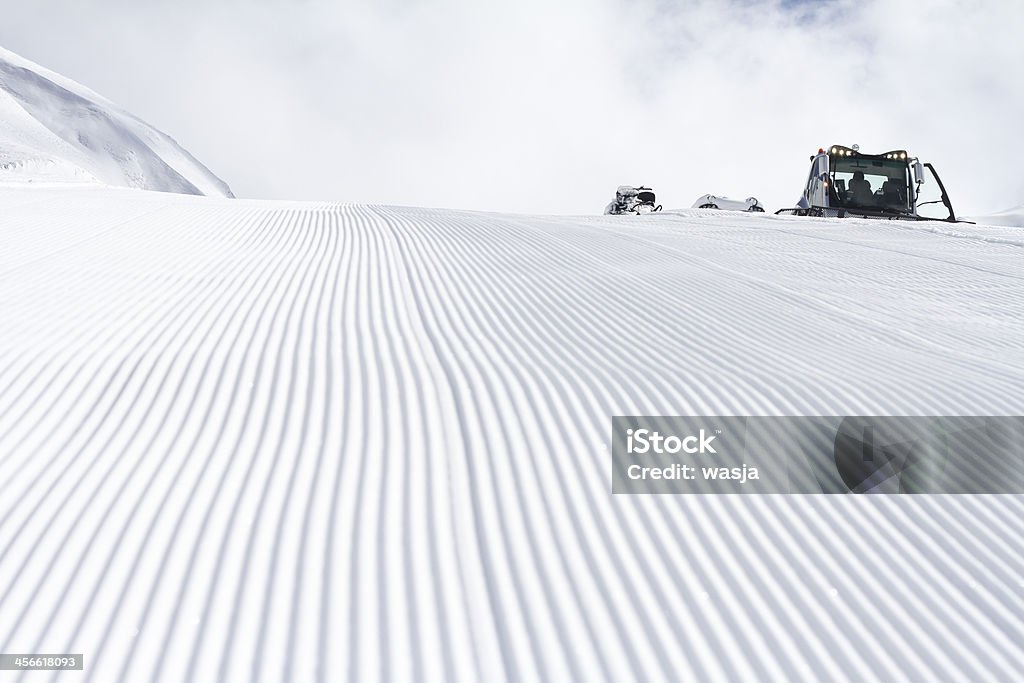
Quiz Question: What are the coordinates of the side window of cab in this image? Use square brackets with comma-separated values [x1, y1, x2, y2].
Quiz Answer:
[805, 155, 827, 205]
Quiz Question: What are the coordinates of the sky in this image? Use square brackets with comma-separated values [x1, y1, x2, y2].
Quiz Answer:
[2, 0, 1022, 214]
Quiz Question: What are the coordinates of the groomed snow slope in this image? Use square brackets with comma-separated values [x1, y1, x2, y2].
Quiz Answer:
[0, 46, 232, 197]
[1, 187, 1022, 682]
[968, 204, 1024, 228]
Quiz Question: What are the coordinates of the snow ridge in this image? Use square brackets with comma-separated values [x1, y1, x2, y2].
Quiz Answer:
[0, 188, 1022, 681]
[0, 46, 232, 197]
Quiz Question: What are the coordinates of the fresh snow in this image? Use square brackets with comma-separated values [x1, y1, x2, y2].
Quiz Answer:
[1, 184, 1022, 682]
[968, 204, 1024, 228]
[0, 46, 232, 197]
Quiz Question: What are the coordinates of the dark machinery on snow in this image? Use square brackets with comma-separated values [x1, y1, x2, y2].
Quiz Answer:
[605, 186, 663, 215]
[776, 144, 965, 222]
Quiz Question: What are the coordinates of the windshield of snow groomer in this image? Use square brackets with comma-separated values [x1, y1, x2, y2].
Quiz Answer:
[830, 155, 911, 212]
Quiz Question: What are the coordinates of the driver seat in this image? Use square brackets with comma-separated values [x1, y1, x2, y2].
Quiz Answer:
[849, 172, 873, 205]
[881, 179, 904, 209]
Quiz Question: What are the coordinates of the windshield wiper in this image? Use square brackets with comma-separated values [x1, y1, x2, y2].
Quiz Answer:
[841, 203, 912, 216]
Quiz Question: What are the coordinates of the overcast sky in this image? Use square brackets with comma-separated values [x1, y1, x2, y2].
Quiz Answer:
[2, 0, 1021, 214]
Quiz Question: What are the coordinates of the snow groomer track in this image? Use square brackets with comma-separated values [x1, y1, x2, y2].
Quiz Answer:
[1, 186, 1022, 682]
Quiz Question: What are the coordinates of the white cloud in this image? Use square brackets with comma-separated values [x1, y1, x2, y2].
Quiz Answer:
[2, 0, 1021, 214]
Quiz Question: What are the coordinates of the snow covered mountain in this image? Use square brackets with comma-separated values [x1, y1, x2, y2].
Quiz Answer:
[968, 204, 1024, 227]
[0, 46, 232, 197]
[1, 185, 1022, 681]
[1, 42, 1022, 683]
